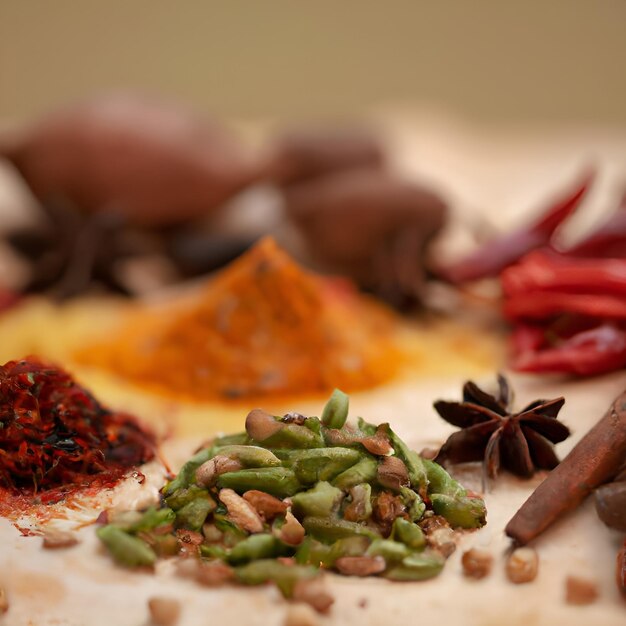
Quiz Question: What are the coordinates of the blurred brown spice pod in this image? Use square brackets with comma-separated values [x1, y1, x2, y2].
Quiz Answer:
[269, 126, 385, 185]
[595, 481, 626, 532]
[283, 169, 447, 305]
[0, 94, 264, 227]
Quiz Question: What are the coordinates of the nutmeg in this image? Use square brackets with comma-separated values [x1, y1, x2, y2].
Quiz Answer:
[1, 94, 263, 227]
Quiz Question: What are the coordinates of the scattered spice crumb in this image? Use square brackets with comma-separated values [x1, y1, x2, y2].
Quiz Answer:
[284, 602, 320, 626]
[506, 547, 539, 584]
[565, 576, 598, 605]
[334, 555, 386, 576]
[42, 530, 79, 549]
[358, 598, 368, 609]
[461, 548, 493, 579]
[428, 527, 457, 557]
[176, 558, 234, 587]
[292, 578, 334, 614]
[148, 596, 181, 626]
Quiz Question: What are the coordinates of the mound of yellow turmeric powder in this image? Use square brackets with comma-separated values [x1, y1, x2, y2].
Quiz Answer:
[77, 238, 401, 401]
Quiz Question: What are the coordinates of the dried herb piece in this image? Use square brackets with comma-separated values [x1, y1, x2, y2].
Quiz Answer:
[434, 375, 569, 486]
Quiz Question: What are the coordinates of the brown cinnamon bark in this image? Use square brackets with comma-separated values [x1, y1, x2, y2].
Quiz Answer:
[505, 390, 626, 545]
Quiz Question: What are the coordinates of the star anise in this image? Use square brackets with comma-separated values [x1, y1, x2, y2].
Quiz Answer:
[433, 375, 570, 487]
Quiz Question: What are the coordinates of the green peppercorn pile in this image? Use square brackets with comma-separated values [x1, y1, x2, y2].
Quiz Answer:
[97, 389, 487, 612]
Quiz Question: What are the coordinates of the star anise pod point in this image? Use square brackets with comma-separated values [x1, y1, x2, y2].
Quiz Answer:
[433, 375, 570, 489]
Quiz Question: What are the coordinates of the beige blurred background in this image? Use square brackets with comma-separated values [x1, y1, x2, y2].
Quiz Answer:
[1, 1, 625, 127]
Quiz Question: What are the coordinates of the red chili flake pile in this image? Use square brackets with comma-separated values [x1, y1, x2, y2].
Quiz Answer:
[0, 356, 155, 505]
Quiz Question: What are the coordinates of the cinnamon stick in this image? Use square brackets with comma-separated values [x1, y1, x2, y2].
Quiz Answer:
[505, 390, 626, 545]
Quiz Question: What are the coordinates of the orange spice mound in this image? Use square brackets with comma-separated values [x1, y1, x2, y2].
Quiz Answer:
[77, 238, 401, 401]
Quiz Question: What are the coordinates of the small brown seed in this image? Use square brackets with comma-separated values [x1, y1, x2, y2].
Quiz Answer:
[276, 511, 305, 546]
[461, 548, 493, 579]
[334, 555, 386, 576]
[428, 527, 457, 558]
[243, 490, 289, 521]
[343, 484, 372, 522]
[219, 488, 264, 533]
[506, 547, 539, 584]
[0, 586, 8, 614]
[377, 456, 410, 491]
[419, 514, 450, 535]
[245, 408, 283, 442]
[148, 596, 180, 626]
[195, 456, 242, 487]
[201, 523, 223, 543]
[284, 602, 320, 626]
[176, 559, 234, 587]
[282, 412, 308, 425]
[361, 425, 392, 456]
[292, 578, 334, 614]
[196, 561, 235, 587]
[565, 576, 598, 605]
[42, 529, 79, 549]
[373, 491, 406, 530]
[175, 529, 204, 557]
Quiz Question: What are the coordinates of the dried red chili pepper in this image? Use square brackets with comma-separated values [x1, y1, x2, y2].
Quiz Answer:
[560, 193, 626, 258]
[0, 357, 155, 500]
[436, 171, 593, 284]
[509, 324, 547, 356]
[502, 251, 626, 300]
[505, 292, 626, 323]
[512, 324, 626, 376]
[502, 250, 626, 374]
